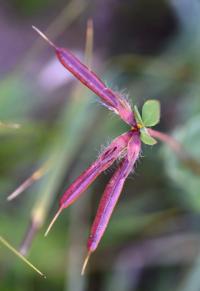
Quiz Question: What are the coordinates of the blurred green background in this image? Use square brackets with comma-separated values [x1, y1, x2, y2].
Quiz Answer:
[1, 0, 200, 290]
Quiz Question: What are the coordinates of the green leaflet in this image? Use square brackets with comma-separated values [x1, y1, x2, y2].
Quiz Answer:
[133, 105, 144, 127]
[142, 100, 160, 127]
[140, 128, 157, 145]
[133, 102, 159, 145]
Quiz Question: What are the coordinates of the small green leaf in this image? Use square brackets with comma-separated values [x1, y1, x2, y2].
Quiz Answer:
[140, 128, 157, 145]
[142, 99, 160, 127]
[133, 105, 144, 126]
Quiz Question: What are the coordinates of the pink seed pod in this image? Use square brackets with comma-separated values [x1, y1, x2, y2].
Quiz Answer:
[32, 26, 135, 127]
[59, 131, 133, 208]
[45, 131, 133, 237]
[32, 26, 146, 275]
[82, 132, 141, 274]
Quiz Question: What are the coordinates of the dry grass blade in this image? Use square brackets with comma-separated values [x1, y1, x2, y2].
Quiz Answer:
[0, 121, 21, 129]
[0, 236, 46, 278]
[7, 161, 50, 201]
[84, 19, 94, 68]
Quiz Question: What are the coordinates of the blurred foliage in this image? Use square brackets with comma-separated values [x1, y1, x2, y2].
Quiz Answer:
[162, 115, 200, 211]
[13, 0, 53, 15]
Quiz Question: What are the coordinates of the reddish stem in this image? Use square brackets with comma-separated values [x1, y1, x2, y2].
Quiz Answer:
[148, 128, 182, 154]
[148, 128, 200, 175]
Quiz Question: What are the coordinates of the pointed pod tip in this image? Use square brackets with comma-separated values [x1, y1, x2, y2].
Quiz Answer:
[32, 25, 56, 49]
[7, 195, 13, 201]
[86, 18, 93, 31]
[37, 271, 46, 279]
[44, 207, 63, 237]
[81, 251, 92, 276]
[7, 188, 22, 201]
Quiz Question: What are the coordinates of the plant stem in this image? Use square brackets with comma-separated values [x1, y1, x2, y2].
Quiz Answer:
[149, 128, 200, 175]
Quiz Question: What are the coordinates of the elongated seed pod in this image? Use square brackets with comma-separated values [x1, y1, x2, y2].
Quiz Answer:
[32, 27, 135, 126]
[59, 131, 133, 208]
[44, 131, 134, 237]
[55, 48, 135, 126]
[87, 133, 141, 253]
